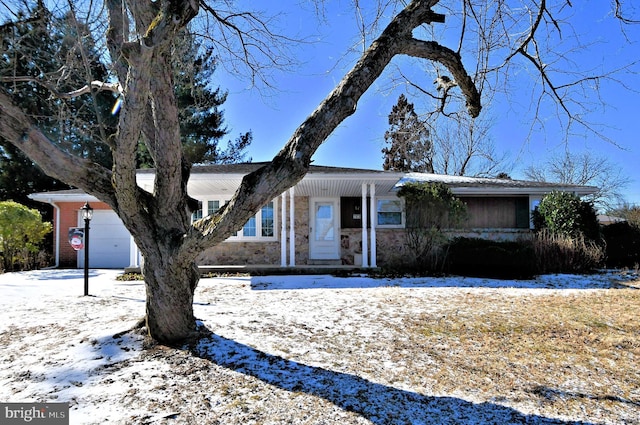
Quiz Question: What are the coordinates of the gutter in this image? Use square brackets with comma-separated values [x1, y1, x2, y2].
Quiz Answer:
[47, 199, 61, 268]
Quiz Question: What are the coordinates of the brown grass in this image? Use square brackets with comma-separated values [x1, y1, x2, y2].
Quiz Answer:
[395, 287, 640, 420]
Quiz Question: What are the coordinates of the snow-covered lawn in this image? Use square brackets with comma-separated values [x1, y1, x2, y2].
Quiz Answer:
[0, 269, 638, 424]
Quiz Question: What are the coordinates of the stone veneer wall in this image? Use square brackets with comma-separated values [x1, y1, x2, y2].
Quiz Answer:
[338, 228, 406, 267]
[197, 196, 311, 266]
[197, 195, 408, 267]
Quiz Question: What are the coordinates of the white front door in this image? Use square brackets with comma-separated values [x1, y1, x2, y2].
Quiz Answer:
[310, 198, 340, 260]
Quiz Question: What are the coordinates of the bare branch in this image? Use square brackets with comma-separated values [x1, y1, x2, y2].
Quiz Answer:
[0, 75, 121, 98]
[614, 0, 640, 24]
[400, 39, 481, 117]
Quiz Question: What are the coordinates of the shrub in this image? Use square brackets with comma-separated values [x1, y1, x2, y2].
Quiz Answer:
[0, 201, 52, 272]
[532, 230, 604, 274]
[445, 237, 536, 279]
[532, 191, 600, 241]
[397, 182, 467, 273]
[602, 221, 640, 268]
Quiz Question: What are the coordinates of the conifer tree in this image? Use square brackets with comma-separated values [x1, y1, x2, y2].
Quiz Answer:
[382, 94, 433, 173]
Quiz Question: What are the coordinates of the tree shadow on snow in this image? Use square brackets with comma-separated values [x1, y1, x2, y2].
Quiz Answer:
[248, 271, 631, 291]
[189, 326, 595, 425]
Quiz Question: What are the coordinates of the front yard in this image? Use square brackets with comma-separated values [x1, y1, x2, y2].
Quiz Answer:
[0, 270, 638, 424]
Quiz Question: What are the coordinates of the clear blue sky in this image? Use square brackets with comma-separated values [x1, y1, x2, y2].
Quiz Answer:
[213, 2, 640, 207]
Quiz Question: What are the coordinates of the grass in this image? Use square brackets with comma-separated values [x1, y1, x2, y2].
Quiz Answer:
[396, 288, 640, 419]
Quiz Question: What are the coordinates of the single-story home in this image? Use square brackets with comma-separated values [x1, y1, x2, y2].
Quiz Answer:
[29, 162, 597, 270]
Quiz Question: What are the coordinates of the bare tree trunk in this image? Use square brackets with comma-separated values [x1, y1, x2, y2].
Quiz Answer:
[142, 254, 199, 343]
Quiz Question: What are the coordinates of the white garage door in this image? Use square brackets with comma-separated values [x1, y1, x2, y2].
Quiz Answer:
[77, 210, 131, 269]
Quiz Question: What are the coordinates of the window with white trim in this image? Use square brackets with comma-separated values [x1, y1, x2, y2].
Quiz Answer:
[376, 198, 404, 228]
[191, 201, 203, 222]
[192, 198, 277, 241]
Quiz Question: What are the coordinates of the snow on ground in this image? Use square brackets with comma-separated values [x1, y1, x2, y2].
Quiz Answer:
[0, 269, 637, 424]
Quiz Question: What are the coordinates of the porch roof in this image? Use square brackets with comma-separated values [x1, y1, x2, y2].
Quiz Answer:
[137, 163, 404, 198]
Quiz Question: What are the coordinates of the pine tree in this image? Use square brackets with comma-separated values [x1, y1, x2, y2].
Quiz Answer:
[382, 94, 434, 173]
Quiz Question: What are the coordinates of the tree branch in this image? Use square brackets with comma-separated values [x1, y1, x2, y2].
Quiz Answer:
[0, 90, 116, 206]
[181, 0, 480, 256]
[400, 39, 481, 117]
[0, 76, 121, 99]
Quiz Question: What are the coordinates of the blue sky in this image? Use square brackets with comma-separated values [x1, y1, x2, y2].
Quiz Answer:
[213, 2, 640, 207]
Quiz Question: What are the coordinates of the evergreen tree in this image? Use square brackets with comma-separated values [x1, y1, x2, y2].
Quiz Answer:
[0, 3, 70, 210]
[0, 1, 117, 210]
[382, 94, 433, 173]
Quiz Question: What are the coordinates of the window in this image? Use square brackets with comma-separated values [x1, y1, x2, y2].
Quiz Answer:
[192, 198, 277, 241]
[191, 201, 203, 222]
[243, 217, 257, 237]
[377, 199, 404, 227]
[261, 202, 274, 237]
[207, 200, 220, 216]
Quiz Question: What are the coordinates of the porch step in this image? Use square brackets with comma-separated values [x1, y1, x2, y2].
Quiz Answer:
[307, 259, 342, 266]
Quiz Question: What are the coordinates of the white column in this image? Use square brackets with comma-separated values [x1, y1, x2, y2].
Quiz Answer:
[369, 183, 377, 268]
[280, 192, 287, 267]
[289, 187, 296, 267]
[129, 236, 139, 268]
[361, 183, 369, 267]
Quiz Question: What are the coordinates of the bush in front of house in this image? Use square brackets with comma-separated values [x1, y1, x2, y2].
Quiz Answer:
[532, 230, 604, 274]
[397, 181, 467, 274]
[445, 237, 536, 279]
[602, 221, 640, 268]
[530, 191, 604, 273]
[0, 201, 52, 272]
[532, 191, 601, 241]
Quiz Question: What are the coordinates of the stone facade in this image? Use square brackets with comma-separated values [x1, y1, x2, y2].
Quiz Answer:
[197, 196, 311, 266]
[197, 195, 412, 267]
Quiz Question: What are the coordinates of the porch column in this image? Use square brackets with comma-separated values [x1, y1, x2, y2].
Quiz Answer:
[280, 192, 287, 267]
[361, 183, 369, 267]
[129, 236, 139, 268]
[289, 187, 296, 266]
[369, 183, 377, 267]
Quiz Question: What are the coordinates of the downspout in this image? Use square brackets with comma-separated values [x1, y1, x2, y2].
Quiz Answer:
[47, 199, 61, 268]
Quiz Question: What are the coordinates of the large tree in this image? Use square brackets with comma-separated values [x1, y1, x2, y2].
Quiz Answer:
[0, 0, 635, 344]
[382, 94, 434, 172]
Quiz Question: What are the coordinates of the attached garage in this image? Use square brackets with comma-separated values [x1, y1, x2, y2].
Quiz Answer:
[77, 210, 130, 269]
[28, 191, 134, 269]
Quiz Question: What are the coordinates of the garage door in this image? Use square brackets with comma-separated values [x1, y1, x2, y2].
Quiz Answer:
[77, 210, 131, 269]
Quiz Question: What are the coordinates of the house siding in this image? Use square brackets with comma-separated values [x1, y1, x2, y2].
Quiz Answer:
[458, 197, 530, 229]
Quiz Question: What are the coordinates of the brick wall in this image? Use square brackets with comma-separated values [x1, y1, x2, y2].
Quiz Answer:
[55, 201, 112, 268]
